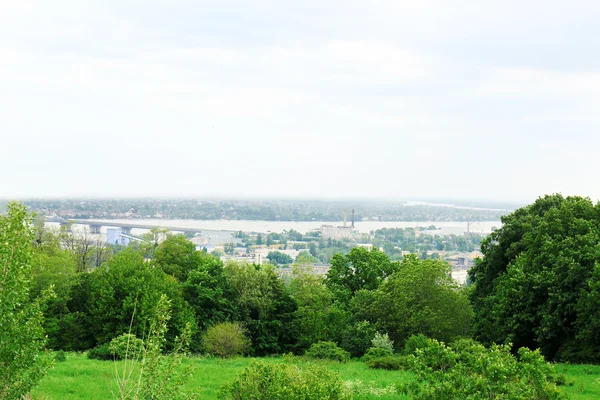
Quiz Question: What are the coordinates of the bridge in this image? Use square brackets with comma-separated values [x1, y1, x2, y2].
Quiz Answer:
[44, 217, 228, 236]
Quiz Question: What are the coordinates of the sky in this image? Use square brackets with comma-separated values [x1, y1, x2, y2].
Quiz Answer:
[1, 0, 600, 202]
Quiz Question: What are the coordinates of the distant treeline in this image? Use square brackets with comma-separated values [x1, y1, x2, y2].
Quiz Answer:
[18, 198, 509, 221]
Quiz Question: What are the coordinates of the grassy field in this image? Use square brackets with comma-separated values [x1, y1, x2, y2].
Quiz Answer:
[31, 353, 600, 399]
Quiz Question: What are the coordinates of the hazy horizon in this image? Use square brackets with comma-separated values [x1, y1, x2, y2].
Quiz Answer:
[2, 1, 600, 202]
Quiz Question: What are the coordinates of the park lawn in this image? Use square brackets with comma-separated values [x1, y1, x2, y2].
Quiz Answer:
[31, 352, 600, 399]
[32, 353, 409, 400]
[555, 363, 600, 399]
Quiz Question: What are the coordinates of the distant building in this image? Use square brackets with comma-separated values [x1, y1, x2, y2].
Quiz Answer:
[106, 228, 130, 246]
[320, 225, 357, 240]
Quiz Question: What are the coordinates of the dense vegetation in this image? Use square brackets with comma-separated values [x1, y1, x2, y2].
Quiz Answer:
[5, 194, 600, 398]
[470, 194, 600, 362]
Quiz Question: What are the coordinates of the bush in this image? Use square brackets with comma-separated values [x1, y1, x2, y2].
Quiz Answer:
[220, 361, 350, 399]
[402, 339, 565, 399]
[403, 334, 430, 355]
[54, 351, 67, 362]
[371, 332, 394, 353]
[202, 322, 250, 358]
[305, 341, 350, 363]
[108, 333, 144, 360]
[366, 356, 407, 371]
[87, 343, 113, 360]
[362, 347, 393, 362]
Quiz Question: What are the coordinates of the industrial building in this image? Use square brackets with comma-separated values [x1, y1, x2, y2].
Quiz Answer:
[320, 209, 358, 240]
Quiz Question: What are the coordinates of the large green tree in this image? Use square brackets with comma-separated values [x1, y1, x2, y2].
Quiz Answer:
[469, 194, 600, 361]
[371, 255, 473, 348]
[288, 268, 349, 351]
[154, 235, 202, 281]
[0, 203, 53, 399]
[325, 247, 399, 304]
[86, 248, 195, 348]
[223, 262, 297, 355]
[182, 252, 238, 350]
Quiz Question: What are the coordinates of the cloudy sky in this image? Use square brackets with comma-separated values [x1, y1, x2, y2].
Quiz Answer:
[1, 0, 599, 202]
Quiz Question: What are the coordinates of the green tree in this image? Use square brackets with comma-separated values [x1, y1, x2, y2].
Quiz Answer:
[86, 248, 195, 349]
[295, 251, 318, 265]
[325, 247, 399, 304]
[288, 268, 349, 351]
[469, 194, 600, 361]
[266, 251, 293, 265]
[371, 255, 473, 348]
[182, 252, 238, 348]
[223, 262, 297, 355]
[153, 235, 201, 281]
[29, 231, 80, 350]
[0, 202, 54, 399]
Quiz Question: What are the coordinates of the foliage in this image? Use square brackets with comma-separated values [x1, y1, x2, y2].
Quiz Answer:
[325, 247, 399, 304]
[86, 248, 195, 349]
[304, 341, 350, 363]
[402, 338, 565, 399]
[371, 332, 394, 353]
[295, 250, 319, 265]
[361, 347, 393, 362]
[224, 262, 296, 355]
[469, 194, 600, 361]
[0, 202, 54, 399]
[266, 250, 293, 265]
[87, 344, 113, 361]
[340, 320, 376, 357]
[108, 334, 144, 360]
[371, 255, 473, 348]
[182, 253, 238, 349]
[288, 268, 349, 351]
[366, 356, 407, 371]
[219, 361, 351, 400]
[153, 235, 201, 281]
[29, 230, 83, 351]
[114, 294, 195, 400]
[403, 334, 430, 355]
[54, 350, 67, 362]
[202, 322, 250, 358]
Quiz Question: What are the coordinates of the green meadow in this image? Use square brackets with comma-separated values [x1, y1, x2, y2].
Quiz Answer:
[31, 353, 600, 400]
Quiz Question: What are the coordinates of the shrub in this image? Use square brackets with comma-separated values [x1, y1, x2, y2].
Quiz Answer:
[402, 339, 565, 399]
[108, 333, 144, 360]
[54, 351, 67, 362]
[87, 343, 113, 360]
[366, 356, 407, 371]
[371, 332, 394, 353]
[305, 341, 350, 363]
[362, 347, 393, 362]
[403, 334, 430, 355]
[202, 322, 250, 358]
[114, 294, 196, 400]
[220, 361, 350, 399]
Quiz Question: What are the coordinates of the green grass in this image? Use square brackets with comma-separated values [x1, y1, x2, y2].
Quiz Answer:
[555, 364, 600, 399]
[31, 352, 600, 399]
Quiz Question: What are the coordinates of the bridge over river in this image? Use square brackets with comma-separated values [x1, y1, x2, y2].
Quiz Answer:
[45, 217, 234, 235]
